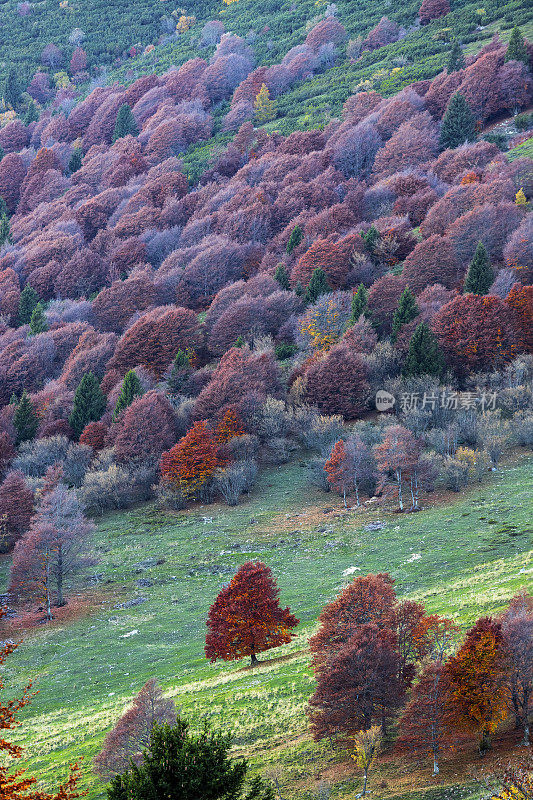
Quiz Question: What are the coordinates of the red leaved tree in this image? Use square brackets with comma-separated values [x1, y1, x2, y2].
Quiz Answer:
[396, 661, 457, 775]
[205, 561, 299, 666]
[308, 623, 402, 740]
[432, 294, 517, 374]
[93, 679, 176, 779]
[0, 471, 34, 553]
[160, 421, 220, 500]
[374, 426, 421, 511]
[324, 440, 352, 507]
[445, 617, 510, 753]
[499, 590, 533, 746]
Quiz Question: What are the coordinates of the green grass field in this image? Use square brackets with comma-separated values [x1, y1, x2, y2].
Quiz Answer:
[1, 455, 532, 800]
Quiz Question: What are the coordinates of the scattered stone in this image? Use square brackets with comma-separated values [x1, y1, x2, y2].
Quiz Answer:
[136, 579, 153, 588]
[364, 521, 386, 532]
[115, 597, 148, 609]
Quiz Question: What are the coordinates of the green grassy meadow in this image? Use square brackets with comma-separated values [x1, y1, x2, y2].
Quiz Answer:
[1, 455, 532, 800]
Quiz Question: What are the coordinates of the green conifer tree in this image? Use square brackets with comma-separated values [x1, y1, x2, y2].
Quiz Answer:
[29, 302, 48, 335]
[463, 241, 494, 295]
[14, 391, 38, 445]
[0, 214, 11, 246]
[362, 225, 379, 255]
[305, 268, 331, 304]
[504, 26, 528, 66]
[112, 104, 139, 142]
[447, 40, 465, 72]
[439, 92, 476, 151]
[3, 67, 21, 110]
[392, 286, 419, 341]
[68, 148, 83, 174]
[18, 285, 39, 326]
[349, 283, 368, 325]
[403, 322, 445, 377]
[113, 370, 143, 420]
[274, 263, 291, 290]
[107, 721, 274, 800]
[69, 372, 107, 439]
[286, 224, 303, 254]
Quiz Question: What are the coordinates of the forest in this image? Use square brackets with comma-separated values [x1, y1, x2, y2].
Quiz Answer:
[0, 0, 531, 795]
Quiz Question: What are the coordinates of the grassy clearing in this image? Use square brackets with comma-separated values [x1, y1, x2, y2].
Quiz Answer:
[1, 454, 531, 800]
[508, 135, 533, 161]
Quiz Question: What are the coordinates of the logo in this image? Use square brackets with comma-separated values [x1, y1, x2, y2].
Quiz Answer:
[375, 390, 395, 412]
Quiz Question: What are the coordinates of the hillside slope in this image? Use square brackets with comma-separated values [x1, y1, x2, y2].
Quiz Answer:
[1, 455, 531, 800]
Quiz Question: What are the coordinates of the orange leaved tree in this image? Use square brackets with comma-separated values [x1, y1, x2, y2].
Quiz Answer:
[205, 561, 299, 666]
[445, 617, 510, 753]
[214, 408, 245, 445]
[0, 608, 83, 800]
[160, 421, 221, 500]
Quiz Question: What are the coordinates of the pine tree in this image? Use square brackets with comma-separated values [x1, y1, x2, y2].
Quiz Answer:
[23, 100, 39, 125]
[295, 281, 305, 300]
[274, 263, 291, 290]
[3, 67, 21, 110]
[107, 721, 274, 800]
[234, 335, 245, 348]
[305, 268, 331, 304]
[69, 372, 107, 439]
[286, 224, 303, 254]
[18, 285, 39, 326]
[362, 225, 379, 255]
[464, 241, 494, 295]
[68, 148, 83, 174]
[349, 284, 369, 325]
[14, 391, 38, 445]
[112, 103, 138, 143]
[0, 213, 11, 246]
[113, 370, 143, 421]
[439, 92, 476, 151]
[447, 40, 465, 72]
[505, 26, 528, 66]
[392, 286, 419, 340]
[253, 83, 276, 124]
[29, 302, 47, 335]
[403, 322, 445, 377]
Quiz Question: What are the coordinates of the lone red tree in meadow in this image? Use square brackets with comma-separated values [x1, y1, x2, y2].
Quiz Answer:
[93, 678, 176, 779]
[324, 440, 352, 507]
[205, 561, 299, 666]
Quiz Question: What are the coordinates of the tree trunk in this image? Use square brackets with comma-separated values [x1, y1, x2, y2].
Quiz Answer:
[56, 543, 65, 607]
[362, 770, 368, 797]
[479, 729, 491, 754]
[354, 479, 360, 507]
[397, 469, 403, 511]
[343, 488, 347, 509]
[250, 652, 258, 666]
[433, 754, 439, 775]
[522, 723, 530, 747]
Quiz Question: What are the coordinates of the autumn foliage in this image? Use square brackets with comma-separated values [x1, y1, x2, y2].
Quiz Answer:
[160, 421, 221, 498]
[205, 561, 299, 665]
